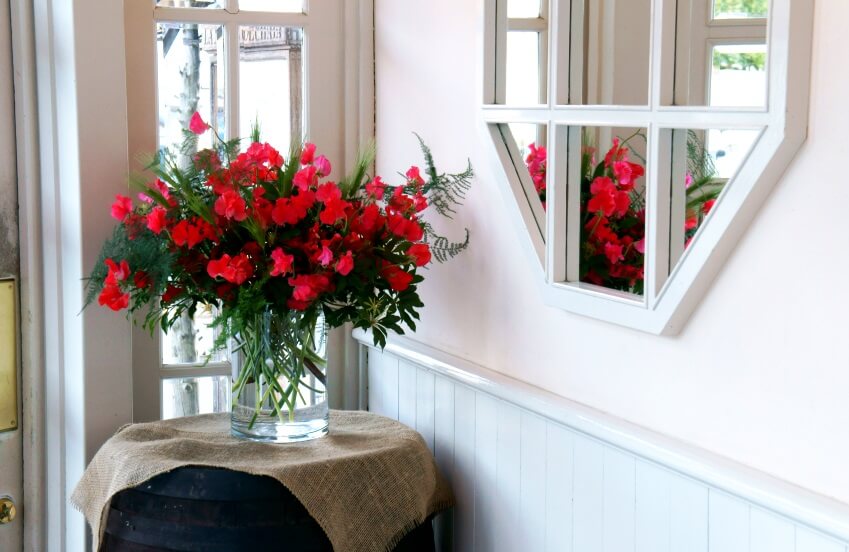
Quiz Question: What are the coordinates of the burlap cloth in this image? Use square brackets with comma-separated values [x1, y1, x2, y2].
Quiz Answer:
[71, 410, 454, 552]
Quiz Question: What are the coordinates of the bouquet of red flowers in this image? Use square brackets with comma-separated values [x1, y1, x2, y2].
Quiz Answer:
[86, 113, 471, 441]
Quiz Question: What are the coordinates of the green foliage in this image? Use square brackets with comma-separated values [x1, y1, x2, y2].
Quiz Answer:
[713, 0, 768, 17]
[713, 52, 766, 71]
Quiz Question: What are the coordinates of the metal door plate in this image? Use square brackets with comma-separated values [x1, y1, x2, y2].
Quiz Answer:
[0, 280, 17, 432]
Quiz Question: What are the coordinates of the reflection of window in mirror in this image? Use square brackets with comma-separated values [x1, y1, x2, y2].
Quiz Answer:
[674, 0, 768, 107]
[504, 0, 548, 104]
[572, 0, 651, 105]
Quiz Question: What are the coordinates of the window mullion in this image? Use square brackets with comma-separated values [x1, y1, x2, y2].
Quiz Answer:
[646, 124, 668, 304]
[225, 21, 240, 141]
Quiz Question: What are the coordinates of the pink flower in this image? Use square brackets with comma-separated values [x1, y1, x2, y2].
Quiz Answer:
[335, 250, 354, 275]
[685, 173, 694, 189]
[634, 239, 646, 254]
[214, 190, 248, 221]
[270, 248, 295, 277]
[318, 245, 334, 267]
[111, 195, 133, 221]
[188, 111, 209, 135]
[314, 155, 332, 177]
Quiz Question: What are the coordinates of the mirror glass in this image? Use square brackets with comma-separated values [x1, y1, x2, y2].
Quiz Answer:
[239, 0, 304, 12]
[674, 0, 769, 107]
[666, 127, 760, 269]
[156, 0, 222, 7]
[567, 0, 651, 105]
[499, 123, 548, 240]
[713, 0, 768, 19]
[568, 126, 648, 295]
[503, 0, 548, 105]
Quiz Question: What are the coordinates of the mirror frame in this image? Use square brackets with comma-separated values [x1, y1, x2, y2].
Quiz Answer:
[480, 0, 814, 334]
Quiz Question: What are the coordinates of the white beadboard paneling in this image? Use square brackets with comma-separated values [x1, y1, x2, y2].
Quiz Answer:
[573, 435, 605, 552]
[474, 393, 499, 552]
[433, 376, 455, 479]
[709, 490, 751, 552]
[603, 447, 637, 552]
[796, 528, 847, 552]
[750, 507, 794, 552]
[520, 412, 547, 552]
[495, 401, 521, 552]
[367, 349, 398, 419]
[636, 461, 671, 552]
[398, 360, 416, 428]
[416, 369, 435, 451]
[360, 341, 849, 552]
[545, 422, 574, 552]
[670, 476, 709, 552]
[453, 384, 476, 552]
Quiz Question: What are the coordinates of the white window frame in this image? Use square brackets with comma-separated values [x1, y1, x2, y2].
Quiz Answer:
[481, 0, 814, 334]
[126, 0, 374, 422]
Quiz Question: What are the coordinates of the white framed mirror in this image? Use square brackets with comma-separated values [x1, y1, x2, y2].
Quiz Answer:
[482, 0, 814, 334]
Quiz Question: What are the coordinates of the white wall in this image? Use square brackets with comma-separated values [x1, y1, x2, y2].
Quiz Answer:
[374, 0, 849, 506]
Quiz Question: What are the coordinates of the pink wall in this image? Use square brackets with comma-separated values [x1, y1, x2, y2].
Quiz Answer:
[375, 0, 849, 504]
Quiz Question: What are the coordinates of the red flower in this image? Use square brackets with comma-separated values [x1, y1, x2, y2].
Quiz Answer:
[351, 203, 384, 238]
[319, 197, 350, 225]
[214, 189, 248, 221]
[133, 271, 151, 290]
[98, 284, 129, 311]
[335, 251, 354, 276]
[685, 217, 698, 231]
[161, 285, 183, 304]
[288, 273, 333, 303]
[293, 166, 318, 190]
[188, 111, 209, 135]
[104, 258, 130, 285]
[387, 213, 424, 241]
[270, 248, 295, 276]
[300, 142, 316, 165]
[604, 242, 625, 265]
[380, 264, 414, 292]
[245, 142, 283, 168]
[171, 220, 204, 248]
[613, 161, 644, 191]
[587, 177, 618, 217]
[207, 253, 254, 285]
[365, 176, 386, 199]
[272, 190, 315, 226]
[406, 166, 425, 188]
[316, 181, 342, 203]
[702, 199, 716, 215]
[111, 195, 133, 221]
[146, 206, 168, 234]
[407, 243, 431, 267]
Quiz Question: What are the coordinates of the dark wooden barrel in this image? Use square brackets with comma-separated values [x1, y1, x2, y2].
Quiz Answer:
[101, 466, 435, 552]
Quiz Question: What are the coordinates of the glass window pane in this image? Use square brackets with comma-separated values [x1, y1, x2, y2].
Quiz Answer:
[506, 31, 542, 105]
[508, 0, 540, 18]
[509, 123, 548, 212]
[157, 0, 223, 7]
[710, 43, 767, 107]
[713, 0, 768, 19]
[239, 0, 304, 12]
[239, 26, 304, 153]
[571, 0, 651, 105]
[576, 127, 648, 295]
[161, 376, 231, 419]
[162, 303, 228, 365]
[157, 23, 226, 156]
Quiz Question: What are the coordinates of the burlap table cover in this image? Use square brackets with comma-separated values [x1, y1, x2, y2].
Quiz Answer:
[71, 410, 454, 552]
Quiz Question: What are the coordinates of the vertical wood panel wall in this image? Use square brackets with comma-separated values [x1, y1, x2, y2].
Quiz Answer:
[362, 342, 849, 552]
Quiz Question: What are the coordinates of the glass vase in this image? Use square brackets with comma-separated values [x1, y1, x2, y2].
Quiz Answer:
[231, 308, 329, 443]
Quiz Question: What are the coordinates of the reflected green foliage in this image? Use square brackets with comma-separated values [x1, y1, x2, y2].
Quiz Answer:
[713, 52, 766, 71]
[714, 0, 768, 17]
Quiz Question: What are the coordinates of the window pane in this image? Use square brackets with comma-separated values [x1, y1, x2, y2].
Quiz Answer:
[161, 376, 231, 419]
[506, 31, 542, 105]
[239, 26, 304, 154]
[667, 128, 760, 269]
[571, 0, 651, 105]
[710, 44, 767, 107]
[575, 127, 648, 296]
[239, 0, 304, 12]
[162, 303, 228, 365]
[713, 0, 768, 19]
[509, 123, 548, 213]
[157, 0, 223, 7]
[508, 0, 540, 18]
[157, 23, 226, 156]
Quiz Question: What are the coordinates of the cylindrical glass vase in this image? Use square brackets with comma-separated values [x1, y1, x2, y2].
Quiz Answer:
[231, 308, 329, 443]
